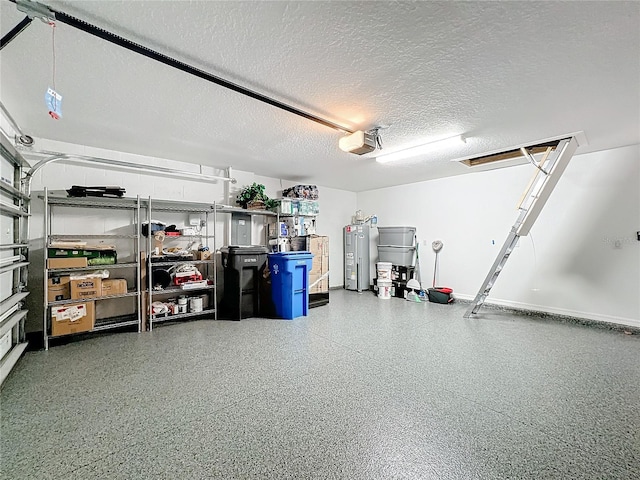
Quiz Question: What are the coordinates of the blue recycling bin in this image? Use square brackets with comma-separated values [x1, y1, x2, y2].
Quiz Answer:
[268, 251, 314, 319]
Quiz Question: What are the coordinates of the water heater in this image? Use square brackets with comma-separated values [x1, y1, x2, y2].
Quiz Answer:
[344, 224, 370, 292]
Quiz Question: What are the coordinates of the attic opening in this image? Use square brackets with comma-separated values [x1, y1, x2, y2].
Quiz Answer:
[460, 140, 561, 167]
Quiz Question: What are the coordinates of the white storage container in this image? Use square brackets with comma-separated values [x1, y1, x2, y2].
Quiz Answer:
[377, 280, 392, 299]
[378, 226, 416, 246]
[377, 245, 416, 266]
[376, 262, 392, 280]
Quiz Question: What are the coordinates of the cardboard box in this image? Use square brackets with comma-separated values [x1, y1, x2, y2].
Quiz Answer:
[195, 250, 212, 261]
[307, 236, 329, 294]
[309, 271, 329, 294]
[311, 254, 328, 274]
[47, 257, 88, 269]
[309, 235, 328, 258]
[47, 275, 71, 302]
[308, 235, 329, 290]
[101, 279, 127, 296]
[51, 301, 95, 337]
[0, 330, 12, 361]
[70, 277, 102, 300]
[48, 275, 71, 287]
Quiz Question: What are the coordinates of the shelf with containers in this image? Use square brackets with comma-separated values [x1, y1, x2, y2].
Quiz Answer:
[268, 198, 320, 252]
[0, 135, 30, 385]
[42, 189, 143, 350]
[145, 198, 217, 330]
[268, 198, 329, 308]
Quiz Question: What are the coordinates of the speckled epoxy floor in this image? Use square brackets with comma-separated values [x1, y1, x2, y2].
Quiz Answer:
[2, 290, 639, 479]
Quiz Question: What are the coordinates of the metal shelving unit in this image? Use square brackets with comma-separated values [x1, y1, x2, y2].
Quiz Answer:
[146, 198, 217, 331]
[42, 188, 142, 350]
[267, 199, 329, 308]
[269, 199, 319, 252]
[0, 135, 30, 387]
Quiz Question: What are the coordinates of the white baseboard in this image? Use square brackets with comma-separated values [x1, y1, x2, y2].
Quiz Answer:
[455, 294, 640, 329]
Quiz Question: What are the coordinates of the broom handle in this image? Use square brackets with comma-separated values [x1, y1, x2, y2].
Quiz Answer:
[433, 251, 438, 288]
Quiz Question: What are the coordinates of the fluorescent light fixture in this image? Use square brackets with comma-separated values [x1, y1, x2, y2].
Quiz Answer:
[375, 134, 466, 164]
[339, 130, 377, 155]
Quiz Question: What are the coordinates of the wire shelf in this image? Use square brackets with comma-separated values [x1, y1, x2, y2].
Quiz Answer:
[151, 308, 216, 323]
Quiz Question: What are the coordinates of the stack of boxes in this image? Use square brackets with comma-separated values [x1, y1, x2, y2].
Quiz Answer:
[49, 275, 129, 336]
[49, 275, 99, 336]
[308, 235, 329, 296]
[281, 234, 329, 301]
[376, 226, 418, 299]
[48, 243, 128, 336]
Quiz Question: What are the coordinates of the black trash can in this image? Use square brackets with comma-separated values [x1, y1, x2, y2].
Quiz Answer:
[220, 246, 269, 320]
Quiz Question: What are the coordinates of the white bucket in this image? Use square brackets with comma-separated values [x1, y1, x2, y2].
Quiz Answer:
[377, 280, 392, 300]
[376, 262, 392, 280]
[177, 296, 188, 314]
[189, 296, 203, 313]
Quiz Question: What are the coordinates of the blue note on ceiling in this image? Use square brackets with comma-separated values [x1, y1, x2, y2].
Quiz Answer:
[45, 87, 62, 119]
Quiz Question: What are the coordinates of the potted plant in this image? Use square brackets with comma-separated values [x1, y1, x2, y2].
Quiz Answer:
[236, 182, 269, 210]
[264, 198, 278, 211]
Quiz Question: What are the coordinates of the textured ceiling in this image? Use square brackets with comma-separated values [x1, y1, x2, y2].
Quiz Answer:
[1, 0, 638, 192]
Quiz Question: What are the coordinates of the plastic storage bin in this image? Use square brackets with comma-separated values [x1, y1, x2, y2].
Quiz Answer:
[377, 226, 416, 246]
[377, 245, 416, 266]
[268, 251, 314, 319]
[221, 246, 269, 320]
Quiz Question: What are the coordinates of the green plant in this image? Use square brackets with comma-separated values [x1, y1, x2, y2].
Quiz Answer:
[264, 198, 278, 211]
[236, 182, 268, 208]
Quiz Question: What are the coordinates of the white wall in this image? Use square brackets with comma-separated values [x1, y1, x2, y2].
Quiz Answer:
[24, 139, 356, 332]
[357, 144, 640, 327]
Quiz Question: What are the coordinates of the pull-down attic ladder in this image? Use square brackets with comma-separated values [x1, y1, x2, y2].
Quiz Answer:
[463, 135, 580, 318]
